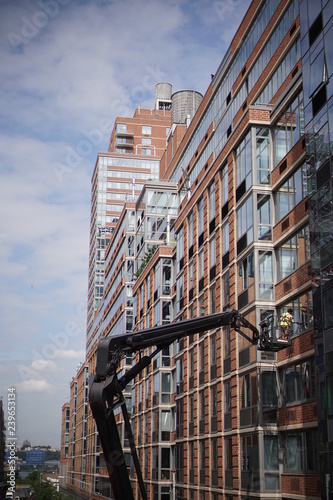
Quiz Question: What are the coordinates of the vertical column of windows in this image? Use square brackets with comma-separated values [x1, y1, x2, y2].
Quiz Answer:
[208, 179, 216, 313]
[211, 438, 218, 486]
[161, 259, 172, 325]
[240, 371, 258, 428]
[139, 283, 144, 313]
[199, 440, 205, 485]
[176, 225, 184, 315]
[277, 225, 311, 281]
[189, 349, 194, 391]
[221, 165, 229, 219]
[188, 212, 194, 256]
[238, 252, 254, 308]
[199, 390, 205, 436]
[176, 273, 184, 314]
[211, 386, 217, 429]
[210, 282, 216, 314]
[161, 447, 171, 480]
[257, 194, 272, 241]
[176, 356, 184, 396]
[273, 92, 304, 167]
[224, 380, 231, 431]
[256, 128, 270, 185]
[198, 294, 205, 316]
[210, 334, 216, 370]
[198, 224, 205, 312]
[189, 441, 194, 484]
[188, 262, 194, 288]
[199, 342, 205, 385]
[210, 182, 215, 219]
[259, 251, 274, 300]
[146, 274, 150, 303]
[198, 198, 204, 243]
[222, 270, 230, 307]
[187, 211, 194, 306]
[276, 163, 308, 223]
[177, 226, 184, 273]
[236, 130, 252, 196]
[263, 435, 279, 491]
[209, 236, 216, 275]
[261, 370, 277, 409]
[224, 327, 231, 363]
[198, 250, 204, 286]
[222, 221, 229, 270]
[224, 437, 233, 489]
[209, 181, 216, 234]
[241, 434, 259, 491]
[162, 301, 171, 324]
[237, 194, 253, 254]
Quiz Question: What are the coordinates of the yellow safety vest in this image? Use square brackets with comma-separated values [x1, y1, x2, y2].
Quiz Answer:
[280, 312, 292, 328]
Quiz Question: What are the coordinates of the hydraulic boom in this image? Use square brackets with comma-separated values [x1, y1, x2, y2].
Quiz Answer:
[89, 309, 289, 500]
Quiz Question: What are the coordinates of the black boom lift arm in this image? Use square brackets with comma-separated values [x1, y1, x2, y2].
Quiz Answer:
[89, 309, 287, 500]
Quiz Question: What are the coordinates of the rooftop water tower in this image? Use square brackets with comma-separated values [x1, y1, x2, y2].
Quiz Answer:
[171, 90, 203, 126]
[155, 83, 172, 111]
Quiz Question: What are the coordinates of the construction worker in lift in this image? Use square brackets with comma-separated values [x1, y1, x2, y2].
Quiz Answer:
[280, 308, 294, 341]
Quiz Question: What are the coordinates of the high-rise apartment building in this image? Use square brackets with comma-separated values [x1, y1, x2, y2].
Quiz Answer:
[61, 0, 333, 498]
[86, 101, 172, 348]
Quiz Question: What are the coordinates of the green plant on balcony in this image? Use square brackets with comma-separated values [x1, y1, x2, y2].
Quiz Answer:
[135, 245, 157, 278]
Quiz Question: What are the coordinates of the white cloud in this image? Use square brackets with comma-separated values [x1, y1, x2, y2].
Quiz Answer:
[17, 379, 56, 393]
[55, 349, 86, 360]
[31, 359, 57, 372]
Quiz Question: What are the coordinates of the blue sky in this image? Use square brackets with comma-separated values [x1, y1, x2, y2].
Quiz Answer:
[0, 0, 251, 448]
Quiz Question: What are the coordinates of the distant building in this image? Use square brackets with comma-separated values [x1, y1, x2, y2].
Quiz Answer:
[26, 449, 45, 466]
[86, 103, 172, 349]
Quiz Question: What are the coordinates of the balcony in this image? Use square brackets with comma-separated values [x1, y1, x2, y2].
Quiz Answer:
[115, 137, 134, 149]
[115, 126, 134, 137]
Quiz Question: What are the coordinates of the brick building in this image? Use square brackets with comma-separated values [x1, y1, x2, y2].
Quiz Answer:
[61, 0, 333, 498]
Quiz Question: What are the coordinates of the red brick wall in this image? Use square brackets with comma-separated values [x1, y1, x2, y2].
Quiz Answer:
[281, 474, 321, 497]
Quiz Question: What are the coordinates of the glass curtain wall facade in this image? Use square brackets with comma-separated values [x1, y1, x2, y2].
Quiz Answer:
[300, 0, 333, 497]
